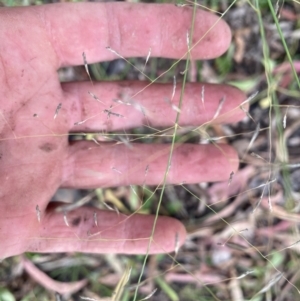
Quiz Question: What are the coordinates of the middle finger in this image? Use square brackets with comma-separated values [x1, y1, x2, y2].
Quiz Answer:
[63, 81, 246, 131]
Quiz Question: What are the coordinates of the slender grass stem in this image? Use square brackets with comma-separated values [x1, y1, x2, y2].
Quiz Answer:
[256, 0, 294, 210]
[132, 1, 198, 300]
[266, 0, 300, 89]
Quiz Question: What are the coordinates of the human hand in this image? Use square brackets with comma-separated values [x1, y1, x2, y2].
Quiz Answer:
[0, 2, 246, 260]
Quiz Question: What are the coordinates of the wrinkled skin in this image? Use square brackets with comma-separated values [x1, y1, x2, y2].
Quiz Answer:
[0, 3, 246, 259]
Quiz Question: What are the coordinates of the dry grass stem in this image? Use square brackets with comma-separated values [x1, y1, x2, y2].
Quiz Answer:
[36, 205, 41, 223]
[63, 211, 69, 227]
[143, 47, 152, 72]
[171, 75, 176, 100]
[245, 122, 261, 155]
[56, 192, 96, 213]
[104, 106, 124, 119]
[283, 106, 289, 129]
[88, 91, 105, 105]
[82, 52, 93, 84]
[213, 96, 226, 119]
[139, 288, 157, 300]
[53, 103, 62, 119]
[93, 211, 98, 227]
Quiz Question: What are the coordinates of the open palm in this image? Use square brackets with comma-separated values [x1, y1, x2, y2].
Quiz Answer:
[0, 2, 246, 259]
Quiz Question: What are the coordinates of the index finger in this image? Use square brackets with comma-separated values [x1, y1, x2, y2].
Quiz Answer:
[40, 2, 231, 67]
